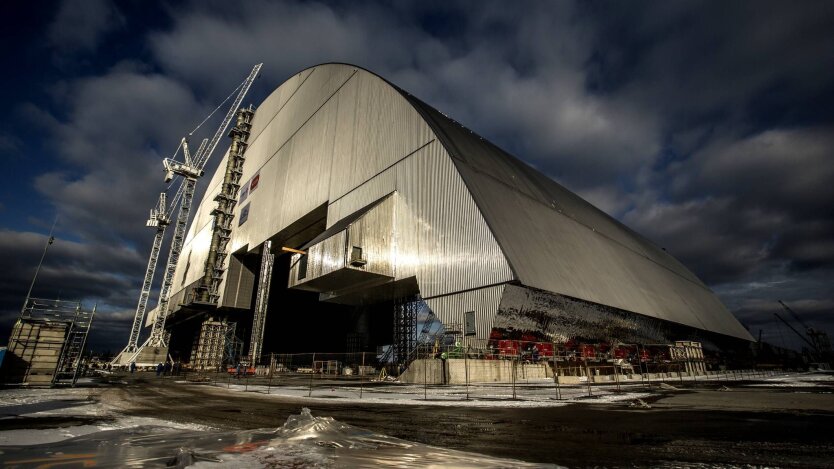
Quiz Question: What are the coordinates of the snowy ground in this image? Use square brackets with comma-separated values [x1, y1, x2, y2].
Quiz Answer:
[204, 370, 832, 407]
[208, 378, 657, 408]
[0, 384, 212, 447]
[744, 370, 834, 388]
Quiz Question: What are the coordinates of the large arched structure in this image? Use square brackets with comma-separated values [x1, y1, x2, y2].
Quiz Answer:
[154, 63, 752, 365]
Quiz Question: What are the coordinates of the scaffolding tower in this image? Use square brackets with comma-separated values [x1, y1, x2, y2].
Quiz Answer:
[190, 318, 228, 370]
[224, 322, 243, 366]
[194, 106, 256, 304]
[6, 298, 95, 386]
[392, 296, 419, 366]
[248, 240, 274, 365]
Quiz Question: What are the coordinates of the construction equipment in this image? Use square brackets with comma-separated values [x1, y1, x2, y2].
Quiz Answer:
[778, 300, 832, 355]
[52, 301, 96, 386]
[193, 105, 256, 304]
[111, 193, 169, 366]
[7, 298, 95, 386]
[392, 296, 419, 366]
[775, 301, 832, 366]
[126, 63, 262, 365]
[248, 240, 274, 364]
[774, 312, 819, 357]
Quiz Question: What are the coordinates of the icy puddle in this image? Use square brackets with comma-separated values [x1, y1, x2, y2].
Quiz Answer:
[0, 408, 560, 468]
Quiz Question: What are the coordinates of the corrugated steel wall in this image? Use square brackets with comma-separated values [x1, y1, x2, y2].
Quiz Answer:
[328, 141, 514, 300]
[408, 98, 753, 342]
[424, 284, 506, 349]
[345, 194, 396, 278]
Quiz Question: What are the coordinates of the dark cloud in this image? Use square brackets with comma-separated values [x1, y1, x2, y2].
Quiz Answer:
[47, 0, 125, 53]
[623, 197, 785, 284]
[715, 271, 834, 351]
[32, 70, 209, 245]
[583, 1, 834, 126]
[671, 127, 834, 217]
[0, 229, 145, 351]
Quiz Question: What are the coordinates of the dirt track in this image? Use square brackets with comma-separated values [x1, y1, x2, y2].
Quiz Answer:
[103, 376, 834, 468]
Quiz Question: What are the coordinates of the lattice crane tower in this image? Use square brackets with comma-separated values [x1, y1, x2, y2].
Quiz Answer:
[126, 63, 262, 365]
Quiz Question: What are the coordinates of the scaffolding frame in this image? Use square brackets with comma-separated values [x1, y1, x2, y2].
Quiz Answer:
[248, 240, 274, 364]
[190, 318, 227, 370]
[9, 298, 95, 386]
[392, 295, 419, 367]
[224, 322, 244, 365]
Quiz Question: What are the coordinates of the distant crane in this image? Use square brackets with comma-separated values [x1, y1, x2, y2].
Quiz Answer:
[777, 300, 831, 357]
[773, 312, 818, 356]
[123, 63, 262, 365]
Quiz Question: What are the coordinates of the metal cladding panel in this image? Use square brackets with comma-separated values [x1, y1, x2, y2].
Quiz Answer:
[394, 142, 514, 298]
[243, 65, 357, 163]
[325, 141, 514, 299]
[229, 143, 290, 255]
[424, 284, 506, 347]
[346, 195, 396, 278]
[457, 165, 752, 341]
[319, 230, 348, 277]
[247, 68, 313, 143]
[171, 223, 212, 296]
[402, 96, 752, 342]
[408, 98, 703, 286]
[218, 254, 256, 310]
[276, 95, 338, 231]
[299, 229, 347, 283]
[327, 71, 434, 202]
[227, 65, 355, 254]
[290, 195, 396, 290]
[327, 169, 397, 225]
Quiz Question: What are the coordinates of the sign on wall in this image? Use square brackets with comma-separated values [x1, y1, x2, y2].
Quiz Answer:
[239, 182, 250, 202]
[239, 171, 260, 202]
[239, 203, 250, 226]
[464, 311, 476, 336]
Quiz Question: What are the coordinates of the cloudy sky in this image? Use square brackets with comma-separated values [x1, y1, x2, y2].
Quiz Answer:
[1, 0, 832, 353]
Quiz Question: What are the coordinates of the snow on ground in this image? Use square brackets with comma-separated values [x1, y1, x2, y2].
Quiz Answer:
[211, 379, 656, 408]
[206, 371, 833, 407]
[745, 371, 834, 388]
[0, 386, 212, 446]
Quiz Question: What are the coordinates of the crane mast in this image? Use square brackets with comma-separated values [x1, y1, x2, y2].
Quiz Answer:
[148, 139, 202, 347]
[111, 193, 169, 366]
[128, 63, 262, 362]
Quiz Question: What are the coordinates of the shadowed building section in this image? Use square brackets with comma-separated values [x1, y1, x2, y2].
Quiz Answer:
[147, 63, 752, 368]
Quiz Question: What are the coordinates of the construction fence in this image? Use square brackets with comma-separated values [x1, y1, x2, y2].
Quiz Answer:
[172, 341, 793, 402]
